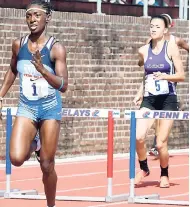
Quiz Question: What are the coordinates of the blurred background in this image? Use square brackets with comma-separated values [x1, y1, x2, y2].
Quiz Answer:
[0, 0, 189, 19]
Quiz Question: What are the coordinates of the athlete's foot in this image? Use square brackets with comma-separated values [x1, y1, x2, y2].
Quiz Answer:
[149, 147, 159, 157]
[135, 170, 150, 185]
[160, 176, 170, 188]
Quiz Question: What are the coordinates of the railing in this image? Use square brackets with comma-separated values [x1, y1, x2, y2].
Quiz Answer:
[95, 0, 189, 19]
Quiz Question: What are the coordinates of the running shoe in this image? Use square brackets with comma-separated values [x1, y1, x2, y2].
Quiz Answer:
[149, 147, 159, 157]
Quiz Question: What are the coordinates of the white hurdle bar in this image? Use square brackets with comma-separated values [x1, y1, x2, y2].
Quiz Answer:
[124, 110, 189, 206]
[2, 107, 130, 202]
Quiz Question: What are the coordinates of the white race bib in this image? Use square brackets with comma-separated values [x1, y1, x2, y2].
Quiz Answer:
[22, 76, 49, 100]
[146, 76, 169, 95]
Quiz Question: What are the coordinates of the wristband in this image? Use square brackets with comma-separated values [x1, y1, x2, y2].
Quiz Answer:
[58, 79, 64, 91]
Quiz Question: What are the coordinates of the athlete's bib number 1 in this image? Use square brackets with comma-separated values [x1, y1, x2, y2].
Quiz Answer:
[31, 83, 38, 96]
[22, 77, 49, 100]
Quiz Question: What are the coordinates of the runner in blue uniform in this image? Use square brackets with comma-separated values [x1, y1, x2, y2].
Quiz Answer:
[0, 1, 68, 206]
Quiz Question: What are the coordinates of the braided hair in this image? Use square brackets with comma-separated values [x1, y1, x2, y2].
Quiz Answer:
[26, 0, 53, 15]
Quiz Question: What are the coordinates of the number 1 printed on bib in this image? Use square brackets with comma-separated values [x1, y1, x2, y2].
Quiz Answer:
[22, 76, 49, 100]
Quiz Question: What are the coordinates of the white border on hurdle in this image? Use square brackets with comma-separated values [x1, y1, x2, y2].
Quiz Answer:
[124, 110, 189, 206]
[2, 107, 130, 202]
[124, 110, 189, 120]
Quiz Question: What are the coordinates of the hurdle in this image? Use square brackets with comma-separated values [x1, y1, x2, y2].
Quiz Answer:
[125, 109, 189, 206]
[2, 107, 130, 202]
[0, 108, 38, 198]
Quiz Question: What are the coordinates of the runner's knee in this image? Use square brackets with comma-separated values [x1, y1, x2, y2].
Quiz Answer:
[10, 154, 25, 167]
[157, 140, 167, 151]
[40, 159, 55, 175]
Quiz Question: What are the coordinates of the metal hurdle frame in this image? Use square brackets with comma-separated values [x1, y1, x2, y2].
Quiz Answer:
[125, 110, 189, 206]
[1, 107, 130, 202]
[0, 108, 38, 198]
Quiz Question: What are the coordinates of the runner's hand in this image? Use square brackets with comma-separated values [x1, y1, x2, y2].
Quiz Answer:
[31, 50, 45, 74]
[153, 72, 167, 80]
[133, 95, 143, 106]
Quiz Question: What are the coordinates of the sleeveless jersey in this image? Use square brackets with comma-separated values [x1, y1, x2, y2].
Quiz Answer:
[17, 35, 60, 102]
[144, 41, 176, 97]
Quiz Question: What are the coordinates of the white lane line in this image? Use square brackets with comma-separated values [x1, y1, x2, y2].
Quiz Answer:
[0, 149, 188, 169]
[0, 164, 188, 184]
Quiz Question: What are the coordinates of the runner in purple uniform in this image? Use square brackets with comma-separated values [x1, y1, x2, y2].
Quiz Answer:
[134, 15, 185, 188]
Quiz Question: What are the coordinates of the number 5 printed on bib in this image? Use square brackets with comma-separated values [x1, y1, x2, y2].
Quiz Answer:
[147, 75, 169, 95]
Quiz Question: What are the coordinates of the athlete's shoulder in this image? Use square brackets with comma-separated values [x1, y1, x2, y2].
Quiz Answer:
[167, 38, 179, 56]
[12, 38, 21, 48]
[168, 34, 176, 43]
[12, 38, 22, 56]
[51, 40, 66, 54]
[139, 44, 149, 53]
[14, 34, 30, 51]
[50, 39, 66, 61]
[52, 38, 65, 48]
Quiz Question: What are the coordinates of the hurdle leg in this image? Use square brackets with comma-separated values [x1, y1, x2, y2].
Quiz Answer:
[6, 108, 129, 202]
[3, 108, 38, 199]
[128, 111, 159, 203]
[0, 189, 20, 197]
[106, 111, 129, 202]
[0, 109, 20, 197]
[126, 110, 189, 206]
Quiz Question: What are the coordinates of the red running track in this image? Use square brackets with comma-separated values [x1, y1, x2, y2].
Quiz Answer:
[0, 152, 188, 207]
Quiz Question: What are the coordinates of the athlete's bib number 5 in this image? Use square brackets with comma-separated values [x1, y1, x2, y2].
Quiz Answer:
[148, 79, 169, 95]
[22, 77, 49, 100]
